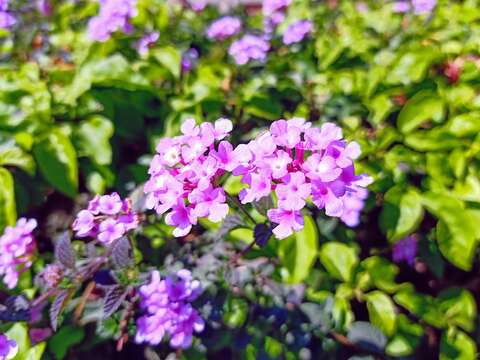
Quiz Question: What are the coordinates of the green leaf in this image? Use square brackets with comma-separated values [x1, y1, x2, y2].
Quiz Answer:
[394, 287, 445, 328]
[0, 167, 16, 232]
[347, 322, 387, 354]
[438, 288, 477, 332]
[447, 112, 480, 137]
[319, 242, 358, 282]
[386, 315, 423, 357]
[422, 192, 478, 271]
[25, 343, 46, 360]
[368, 93, 394, 125]
[33, 129, 78, 197]
[380, 186, 423, 242]
[57, 55, 149, 105]
[152, 46, 181, 78]
[366, 291, 397, 337]
[245, 95, 282, 120]
[388, 48, 439, 85]
[0, 142, 35, 175]
[223, 297, 248, 328]
[264, 337, 283, 358]
[397, 91, 445, 134]
[440, 330, 477, 360]
[405, 128, 460, 151]
[278, 215, 319, 283]
[362, 257, 400, 294]
[74, 115, 114, 165]
[48, 325, 85, 359]
[6, 323, 29, 358]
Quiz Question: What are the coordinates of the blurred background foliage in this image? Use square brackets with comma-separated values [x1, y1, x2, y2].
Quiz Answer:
[2, 0, 480, 359]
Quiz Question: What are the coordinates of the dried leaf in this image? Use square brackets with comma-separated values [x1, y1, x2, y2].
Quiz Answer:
[103, 285, 127, 319]
[54, 232, 75, 269]
[111, 237, 134, 269]
[50, 290, 70, 331]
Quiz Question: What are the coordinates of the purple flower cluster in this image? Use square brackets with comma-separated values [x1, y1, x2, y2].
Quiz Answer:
[234, 119, 372, 239]
[394, 0, 436, 14]
[263, 0, 291, 26]
[229, 34, 270, 65]
[340, 186, 368, 227]
[0, 0, 15, 29]
[282, 20, 313, 45]
[146, 118, 371, 239]
[36, 0, 52, 16]
[72, 193, 139, 245]
[135, 270, 204, 349]
[393, 235, 418, 266]
[0, 218, 37, 289]
[181, 48, 199, 72]
[144, 118, 234, 236]
[87, 0, 138, 42]
[136, 31, 159, 55]
[0, 333, 17, 360]
[206, 16, 241, 41]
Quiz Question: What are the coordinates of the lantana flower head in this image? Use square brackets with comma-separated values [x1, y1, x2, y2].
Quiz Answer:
[0, 0, 15, 29]
[144, 118, 234, 237]
[393, 0, 436, 14]
[282, 19, 313, 45]
[0, 218, 37, 289]
[72, 193, 139, 245]
[229, 35, 270, 65]
[233, 118, 372, 239]
[87, 0, 138, 42]
[135, 270, 204, 349]
[206, 16, 241, 41]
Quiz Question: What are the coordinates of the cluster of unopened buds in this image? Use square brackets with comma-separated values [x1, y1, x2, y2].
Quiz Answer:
[73, 193, 139, 245]
[144, 117, 372, 239]
[135, 270, 204, 349]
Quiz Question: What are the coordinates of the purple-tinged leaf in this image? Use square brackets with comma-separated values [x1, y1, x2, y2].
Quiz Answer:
[216, 214, 244, 240]
[253, 195, 274, 217]
[102, 285, 127, 319]
[111, 236, 133, 269]
[254, 223, 273, 247]
[54, 232, 75, 269]
[50, 290, 70, 331]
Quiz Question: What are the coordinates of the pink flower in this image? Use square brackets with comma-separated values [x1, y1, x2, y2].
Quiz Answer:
[165, 201, 197, 237]
[72, 210, 95, 237]
[311, 181, 345, 217]
[213, 141, 252, 172]
[267, 208, 304, 239]
[304, 122, 343, 151]
[189, 186, 229, 222]
[0, 333, 17, 359]
[268, 150, 291, 179]
[276, 172, 311, 210]
[98, 218, 125, 244]
[98, 193, 123, 215]
[303, 154, 342, 182]
[340, 187, 368, 227]
[239, 171, 272, 204]
[212, 118, 233, 140]
[269, 119, 302, 148]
